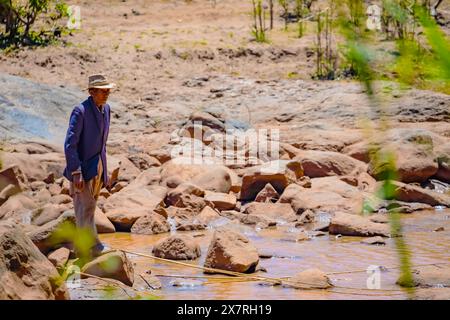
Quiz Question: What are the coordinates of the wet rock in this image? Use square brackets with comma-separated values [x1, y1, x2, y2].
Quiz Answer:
[176, 221, 206, 231]
[244, 202, 297, 222]
[255, 183, 279, 203]
[388, 181, 450, 207]
[171, 279, 204, 287]
[204, 227, 259, 273]
[47, 247, 70, 270]
[94, 208, 116, 234]
[294, 150, 366, 178]
[361, 236, 386, 245]
[81, 250, 134, 286]
[27, 211, 76, 254]
[68, 277, 136, 300]
[0, 222, 69, 299]
[152, 235, 201, 260]
[204, 191, 236, 211]
[329, 212, 391, 237]
[131, 213, 170, 235]
[283, 269, 333, 289]
[240, 160, 303, 201]
[397, 265, 450, 288]
[386, 201, 433, 213]
[137, 272, 162, 290]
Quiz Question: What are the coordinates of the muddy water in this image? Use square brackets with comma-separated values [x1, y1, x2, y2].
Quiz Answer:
[98, 209, 450, 300]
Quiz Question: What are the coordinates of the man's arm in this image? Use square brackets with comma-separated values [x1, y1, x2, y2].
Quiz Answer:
[64, 106, 84, 183]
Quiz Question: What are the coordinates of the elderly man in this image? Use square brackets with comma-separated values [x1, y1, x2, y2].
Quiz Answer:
[63, 74, 115, 258]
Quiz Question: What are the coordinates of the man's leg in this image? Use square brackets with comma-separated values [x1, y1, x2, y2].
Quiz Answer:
[73, 180, 101, 257]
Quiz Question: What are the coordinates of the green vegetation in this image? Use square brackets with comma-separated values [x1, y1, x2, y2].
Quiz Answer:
[0, 0, 70, 49]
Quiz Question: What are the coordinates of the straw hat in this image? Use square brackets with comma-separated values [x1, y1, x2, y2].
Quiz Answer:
[87, 74, 116, 89]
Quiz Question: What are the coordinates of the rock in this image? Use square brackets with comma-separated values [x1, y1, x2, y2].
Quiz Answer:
[434, 143, 450, 182]
[68, 277, 136, 300]
[218, 210, 244, 221]
[130, 213, 170, 235]
[30, 181, 46, 191]
[152, 235, 201, 260]
[27, 211, 76, 254]
[165, 183, 205, 206]
[295, 209, 316, 226]
[240, 160, 303, 200]
[0, 193, 38, 221]
[47, 247, 70, 270]
[44, 173, 55, 184]
[385, 201, 433, 213]
[196, 206, 221, 224]
[369, 214, 389, 224]
[284, 269, 332, 289]
[190, 167, 232, 193]
[110, 181, 127, 194]
[388, 181, 450, 207]
[136, 272, 162, 290]
[128, 153, 161, 170]
[176, 223, 206, 231]
[104, 185, 166, 231]
[0, 222, 69, 299]
[329, 212, 391, 237]
[31, 204, 68, 226]
[0, 166, 26, 205]
[203, 227, 259, 273]
[171, 279, 204, 287]
[188, 111, 225, 132]
[361, 236, 386, 245]
[244, 202, 297, 222]
[240, 214, 276, 227]
[81, 250, 134, 286]
[108, 154, 142, 183]
[433, 227, 445, 232]
[204, 191, 236, 211]
[294, 150, 366, 178]
[1, 152, 65, 183]
[397, 265, 450, 288]
[49, 194, 72, 205]
[255, 183, 279, 202]
[94, 208, 116, 233]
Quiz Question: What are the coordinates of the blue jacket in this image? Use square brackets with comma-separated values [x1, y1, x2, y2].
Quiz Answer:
[63, 96, 110, 186]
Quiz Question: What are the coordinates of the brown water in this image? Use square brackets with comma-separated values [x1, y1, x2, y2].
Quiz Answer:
[95, 209, 450, 300]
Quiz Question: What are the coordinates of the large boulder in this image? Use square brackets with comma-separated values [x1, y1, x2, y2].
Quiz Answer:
[27, 211, 76, 254]
[0, 222, 69, 299]
[244, 202, 297, 222]
[81, 250, 134, 286]
[293, 150, 366, 178]
[240, 160, 304, 201]
[103, 185, 167, 231]
[130, 213, 170, 235]
[283, 268, 333, 289]
[203, 227, 259, 273]
[165, 183, 205, 207]
[1, 152, 65, 182]
[388, 181, 450, 207]
[329, 212, 391, 237]
[31, 203, 68, 226]
[152, 235, 201, 260]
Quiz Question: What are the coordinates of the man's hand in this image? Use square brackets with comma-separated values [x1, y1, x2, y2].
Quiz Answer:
[73, 172, 84, 191]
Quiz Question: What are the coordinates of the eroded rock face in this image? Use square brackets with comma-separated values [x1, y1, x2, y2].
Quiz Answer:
[0, 222, 69, 300]
[203, 228, 259, 273]
[329, 212, 391, 237]
[130, 213, 170, 235]
[152, 235, 201, 260]
[81, 250, 134, 286]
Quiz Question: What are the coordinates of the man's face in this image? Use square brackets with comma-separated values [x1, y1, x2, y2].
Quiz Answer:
[89, 88, 111, 106]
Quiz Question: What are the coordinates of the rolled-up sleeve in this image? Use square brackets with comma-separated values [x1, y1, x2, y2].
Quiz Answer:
[64, 107, 83, 175]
